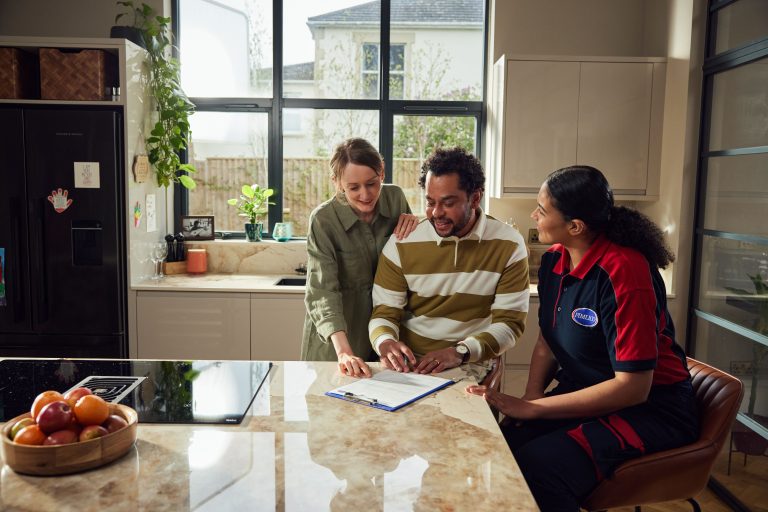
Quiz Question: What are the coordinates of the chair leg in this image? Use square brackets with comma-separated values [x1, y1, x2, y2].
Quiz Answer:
[687, 498, 701, 512]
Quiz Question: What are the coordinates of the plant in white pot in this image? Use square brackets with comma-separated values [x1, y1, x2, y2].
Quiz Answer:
[228, 184, 276, 241]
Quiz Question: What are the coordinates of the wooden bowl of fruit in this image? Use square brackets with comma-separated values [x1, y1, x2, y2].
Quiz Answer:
[1, 388, 138, 476]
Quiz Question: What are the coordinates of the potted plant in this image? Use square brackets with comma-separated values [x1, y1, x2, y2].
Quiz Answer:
[725, 272, 768, 461]
[111, 1, 151, 48]
[113, 1, 196, 190]
[228, 184, 276, 241]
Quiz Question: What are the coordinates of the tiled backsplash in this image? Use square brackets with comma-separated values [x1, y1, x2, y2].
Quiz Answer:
[186, 240, 308, 274]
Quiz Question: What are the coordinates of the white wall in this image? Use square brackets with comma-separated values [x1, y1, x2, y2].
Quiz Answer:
[0, 0, 169, 38]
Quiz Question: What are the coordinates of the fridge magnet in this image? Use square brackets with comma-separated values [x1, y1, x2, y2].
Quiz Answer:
[133, 201, 142, 228]
[74, 162, 100, 188]
[132, 154, 150, 183]
[181, 215, 215, 241]
[47, 188, 73, 213]
[145, 193, 157, 232]
[0, 248, 6, 307]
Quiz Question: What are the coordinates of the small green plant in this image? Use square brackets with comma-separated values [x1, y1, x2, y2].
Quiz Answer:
[114, 1, 154, 36]
[228, 184, 276, 224]
[726, 272, 768, 415]
[116, 1, 196, 189]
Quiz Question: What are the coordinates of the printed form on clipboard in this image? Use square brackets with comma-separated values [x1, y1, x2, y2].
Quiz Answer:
[326, 370, 455, 412]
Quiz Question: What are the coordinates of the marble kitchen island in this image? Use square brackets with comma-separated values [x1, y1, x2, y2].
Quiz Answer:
[0, 361, 536, 511]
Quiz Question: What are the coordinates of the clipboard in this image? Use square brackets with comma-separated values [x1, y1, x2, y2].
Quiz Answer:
[325, 370, 455, 412]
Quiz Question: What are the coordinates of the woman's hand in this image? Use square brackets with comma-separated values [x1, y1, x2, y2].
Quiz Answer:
[338, 353, 372, 378]
[465, 385, 534, 420]
[393, 213, 419, 240]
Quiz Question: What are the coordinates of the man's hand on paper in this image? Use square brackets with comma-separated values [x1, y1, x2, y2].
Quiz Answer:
[414, 346, 463, 374]
[379, 339, 416, 372]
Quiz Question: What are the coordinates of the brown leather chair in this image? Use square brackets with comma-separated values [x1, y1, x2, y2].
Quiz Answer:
[480, 356, 504, 419]
[581, 357, 744, 512]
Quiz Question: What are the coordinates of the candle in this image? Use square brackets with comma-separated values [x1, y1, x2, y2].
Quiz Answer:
[187, 248, 207, 274]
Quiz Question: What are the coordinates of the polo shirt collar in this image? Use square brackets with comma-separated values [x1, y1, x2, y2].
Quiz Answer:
[430, 208, 487, 245]
[331, 188, 396, 232]
[552, 234, 611, 279]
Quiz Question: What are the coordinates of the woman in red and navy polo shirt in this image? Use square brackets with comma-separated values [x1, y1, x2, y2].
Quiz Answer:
[467, 166, 698, 511]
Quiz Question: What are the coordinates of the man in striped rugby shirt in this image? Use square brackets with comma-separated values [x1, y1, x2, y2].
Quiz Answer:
[369, 147, 530, 375]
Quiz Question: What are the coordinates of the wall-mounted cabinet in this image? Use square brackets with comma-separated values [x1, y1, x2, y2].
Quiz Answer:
[487, 55, 666, 200]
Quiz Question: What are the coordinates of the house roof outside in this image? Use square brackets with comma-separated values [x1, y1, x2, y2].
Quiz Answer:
[307, 0, 483, 28]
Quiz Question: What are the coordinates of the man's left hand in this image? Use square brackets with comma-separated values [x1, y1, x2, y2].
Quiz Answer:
[414, 347, 463, 374]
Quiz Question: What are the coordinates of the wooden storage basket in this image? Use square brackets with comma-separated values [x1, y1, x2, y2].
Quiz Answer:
[0, 47, 39, 99]
[39, 48, 118, 101]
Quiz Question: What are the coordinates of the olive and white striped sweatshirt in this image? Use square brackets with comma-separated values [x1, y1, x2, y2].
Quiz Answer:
[369, 210, 529, 362]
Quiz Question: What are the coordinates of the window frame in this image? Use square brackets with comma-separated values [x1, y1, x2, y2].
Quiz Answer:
[174, 0, 488, 238]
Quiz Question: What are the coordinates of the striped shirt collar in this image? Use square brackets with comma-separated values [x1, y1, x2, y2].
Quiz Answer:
[430, 208, 487, 245]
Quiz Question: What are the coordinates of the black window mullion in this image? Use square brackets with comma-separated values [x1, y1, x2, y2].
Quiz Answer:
[269, 0, 283, 234]
[380, 0, 393, 182]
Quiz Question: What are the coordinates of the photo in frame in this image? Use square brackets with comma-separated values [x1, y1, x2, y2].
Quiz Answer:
[181, 215, 215, 240]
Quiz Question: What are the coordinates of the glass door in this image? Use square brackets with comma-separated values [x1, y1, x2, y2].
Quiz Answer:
[688, 1, 768, 509]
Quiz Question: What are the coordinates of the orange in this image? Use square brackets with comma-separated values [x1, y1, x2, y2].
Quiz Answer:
[14, 424, 46, 445]
[31, 390, 65, 420]
[73, 395, 110, 426]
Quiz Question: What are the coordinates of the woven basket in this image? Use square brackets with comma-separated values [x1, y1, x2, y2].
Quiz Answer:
[0, 47, 39, 99]
[39, 48, 117, 100]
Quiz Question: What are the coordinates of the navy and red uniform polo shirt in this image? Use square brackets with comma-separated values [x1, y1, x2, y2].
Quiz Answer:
[535, 236, 698, 480]
[537, 235, 690, 391]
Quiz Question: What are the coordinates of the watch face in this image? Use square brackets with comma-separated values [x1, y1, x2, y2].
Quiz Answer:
[456, 344, 468, 355]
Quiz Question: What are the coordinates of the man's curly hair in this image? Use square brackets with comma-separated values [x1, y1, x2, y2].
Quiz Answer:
[418, 147, 485, 196]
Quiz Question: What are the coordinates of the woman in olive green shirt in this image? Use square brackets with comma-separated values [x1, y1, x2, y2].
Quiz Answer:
[301, 138, 417, 377]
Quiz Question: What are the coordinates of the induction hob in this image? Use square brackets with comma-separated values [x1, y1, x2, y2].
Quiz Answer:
[0, 359, 271, 424]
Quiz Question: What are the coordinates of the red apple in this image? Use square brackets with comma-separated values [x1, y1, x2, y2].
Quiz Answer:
[43, 429, 79, 445]
[79, 425, 108, 442]
[63, 387, 93, 408]
[36, 401, 74, 435]
[101, 414, 128, 433]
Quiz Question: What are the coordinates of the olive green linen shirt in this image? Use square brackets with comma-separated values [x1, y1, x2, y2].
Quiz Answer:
[301, 185, 412, 362]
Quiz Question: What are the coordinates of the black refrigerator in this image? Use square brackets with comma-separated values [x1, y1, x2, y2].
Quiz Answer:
[0, 107, 127, 357]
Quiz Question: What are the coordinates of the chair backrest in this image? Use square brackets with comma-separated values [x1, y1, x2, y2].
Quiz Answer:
[582, 357, 744, 510]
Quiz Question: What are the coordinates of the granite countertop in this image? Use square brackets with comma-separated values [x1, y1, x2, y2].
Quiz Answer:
[133, 273, 541, 297]
[0, 361, 536, 511]
[132, 274, 306, 293]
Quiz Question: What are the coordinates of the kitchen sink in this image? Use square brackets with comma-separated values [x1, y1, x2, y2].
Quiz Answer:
[274, 277, 307, 286]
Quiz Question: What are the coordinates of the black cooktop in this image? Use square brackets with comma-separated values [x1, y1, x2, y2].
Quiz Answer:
[0, 359, 271, 424]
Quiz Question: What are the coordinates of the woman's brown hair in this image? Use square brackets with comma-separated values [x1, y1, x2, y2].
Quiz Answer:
[329, 138, 384, 182]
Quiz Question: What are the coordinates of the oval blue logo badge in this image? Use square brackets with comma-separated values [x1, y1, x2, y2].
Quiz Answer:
[572, 308, 599, 328]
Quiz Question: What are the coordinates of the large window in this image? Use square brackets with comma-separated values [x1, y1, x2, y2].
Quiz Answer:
[688, 1, 768, 508]
[177, 0, 487, 237]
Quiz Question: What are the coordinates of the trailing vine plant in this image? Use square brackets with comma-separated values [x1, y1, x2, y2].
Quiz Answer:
[116, 1, 196, 189]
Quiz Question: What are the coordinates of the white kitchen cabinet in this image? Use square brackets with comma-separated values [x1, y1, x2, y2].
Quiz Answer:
[487, 55, 665, 199]
[250, 293, 306, 361]
[502, 299, 539, 395]
[136, 291, 251, 360]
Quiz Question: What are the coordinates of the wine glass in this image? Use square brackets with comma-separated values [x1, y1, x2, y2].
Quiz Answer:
[150, 242, 168, 280]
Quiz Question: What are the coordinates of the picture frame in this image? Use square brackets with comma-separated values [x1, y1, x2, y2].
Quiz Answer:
[180, 215, 215, 241]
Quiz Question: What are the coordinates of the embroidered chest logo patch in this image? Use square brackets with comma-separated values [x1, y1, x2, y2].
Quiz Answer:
[572, 308, 599, 328]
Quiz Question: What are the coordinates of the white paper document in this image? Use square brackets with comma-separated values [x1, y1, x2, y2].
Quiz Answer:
[326, 370, 454, 411]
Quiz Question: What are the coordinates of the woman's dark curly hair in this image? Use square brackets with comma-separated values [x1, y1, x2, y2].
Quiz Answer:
[545, 165, 675, 269]
[418, 147, 485, 196]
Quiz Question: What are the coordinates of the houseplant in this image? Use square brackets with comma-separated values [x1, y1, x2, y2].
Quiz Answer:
[228, 184, 276, 241]
[113, 1, 196, 190]
[111, 1, 152, 48]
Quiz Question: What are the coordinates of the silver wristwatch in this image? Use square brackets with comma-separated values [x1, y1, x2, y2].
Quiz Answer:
[455, 343, 470, 363]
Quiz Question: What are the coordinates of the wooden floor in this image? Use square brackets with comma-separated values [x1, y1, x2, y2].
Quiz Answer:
[600, 487, 732, 512]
